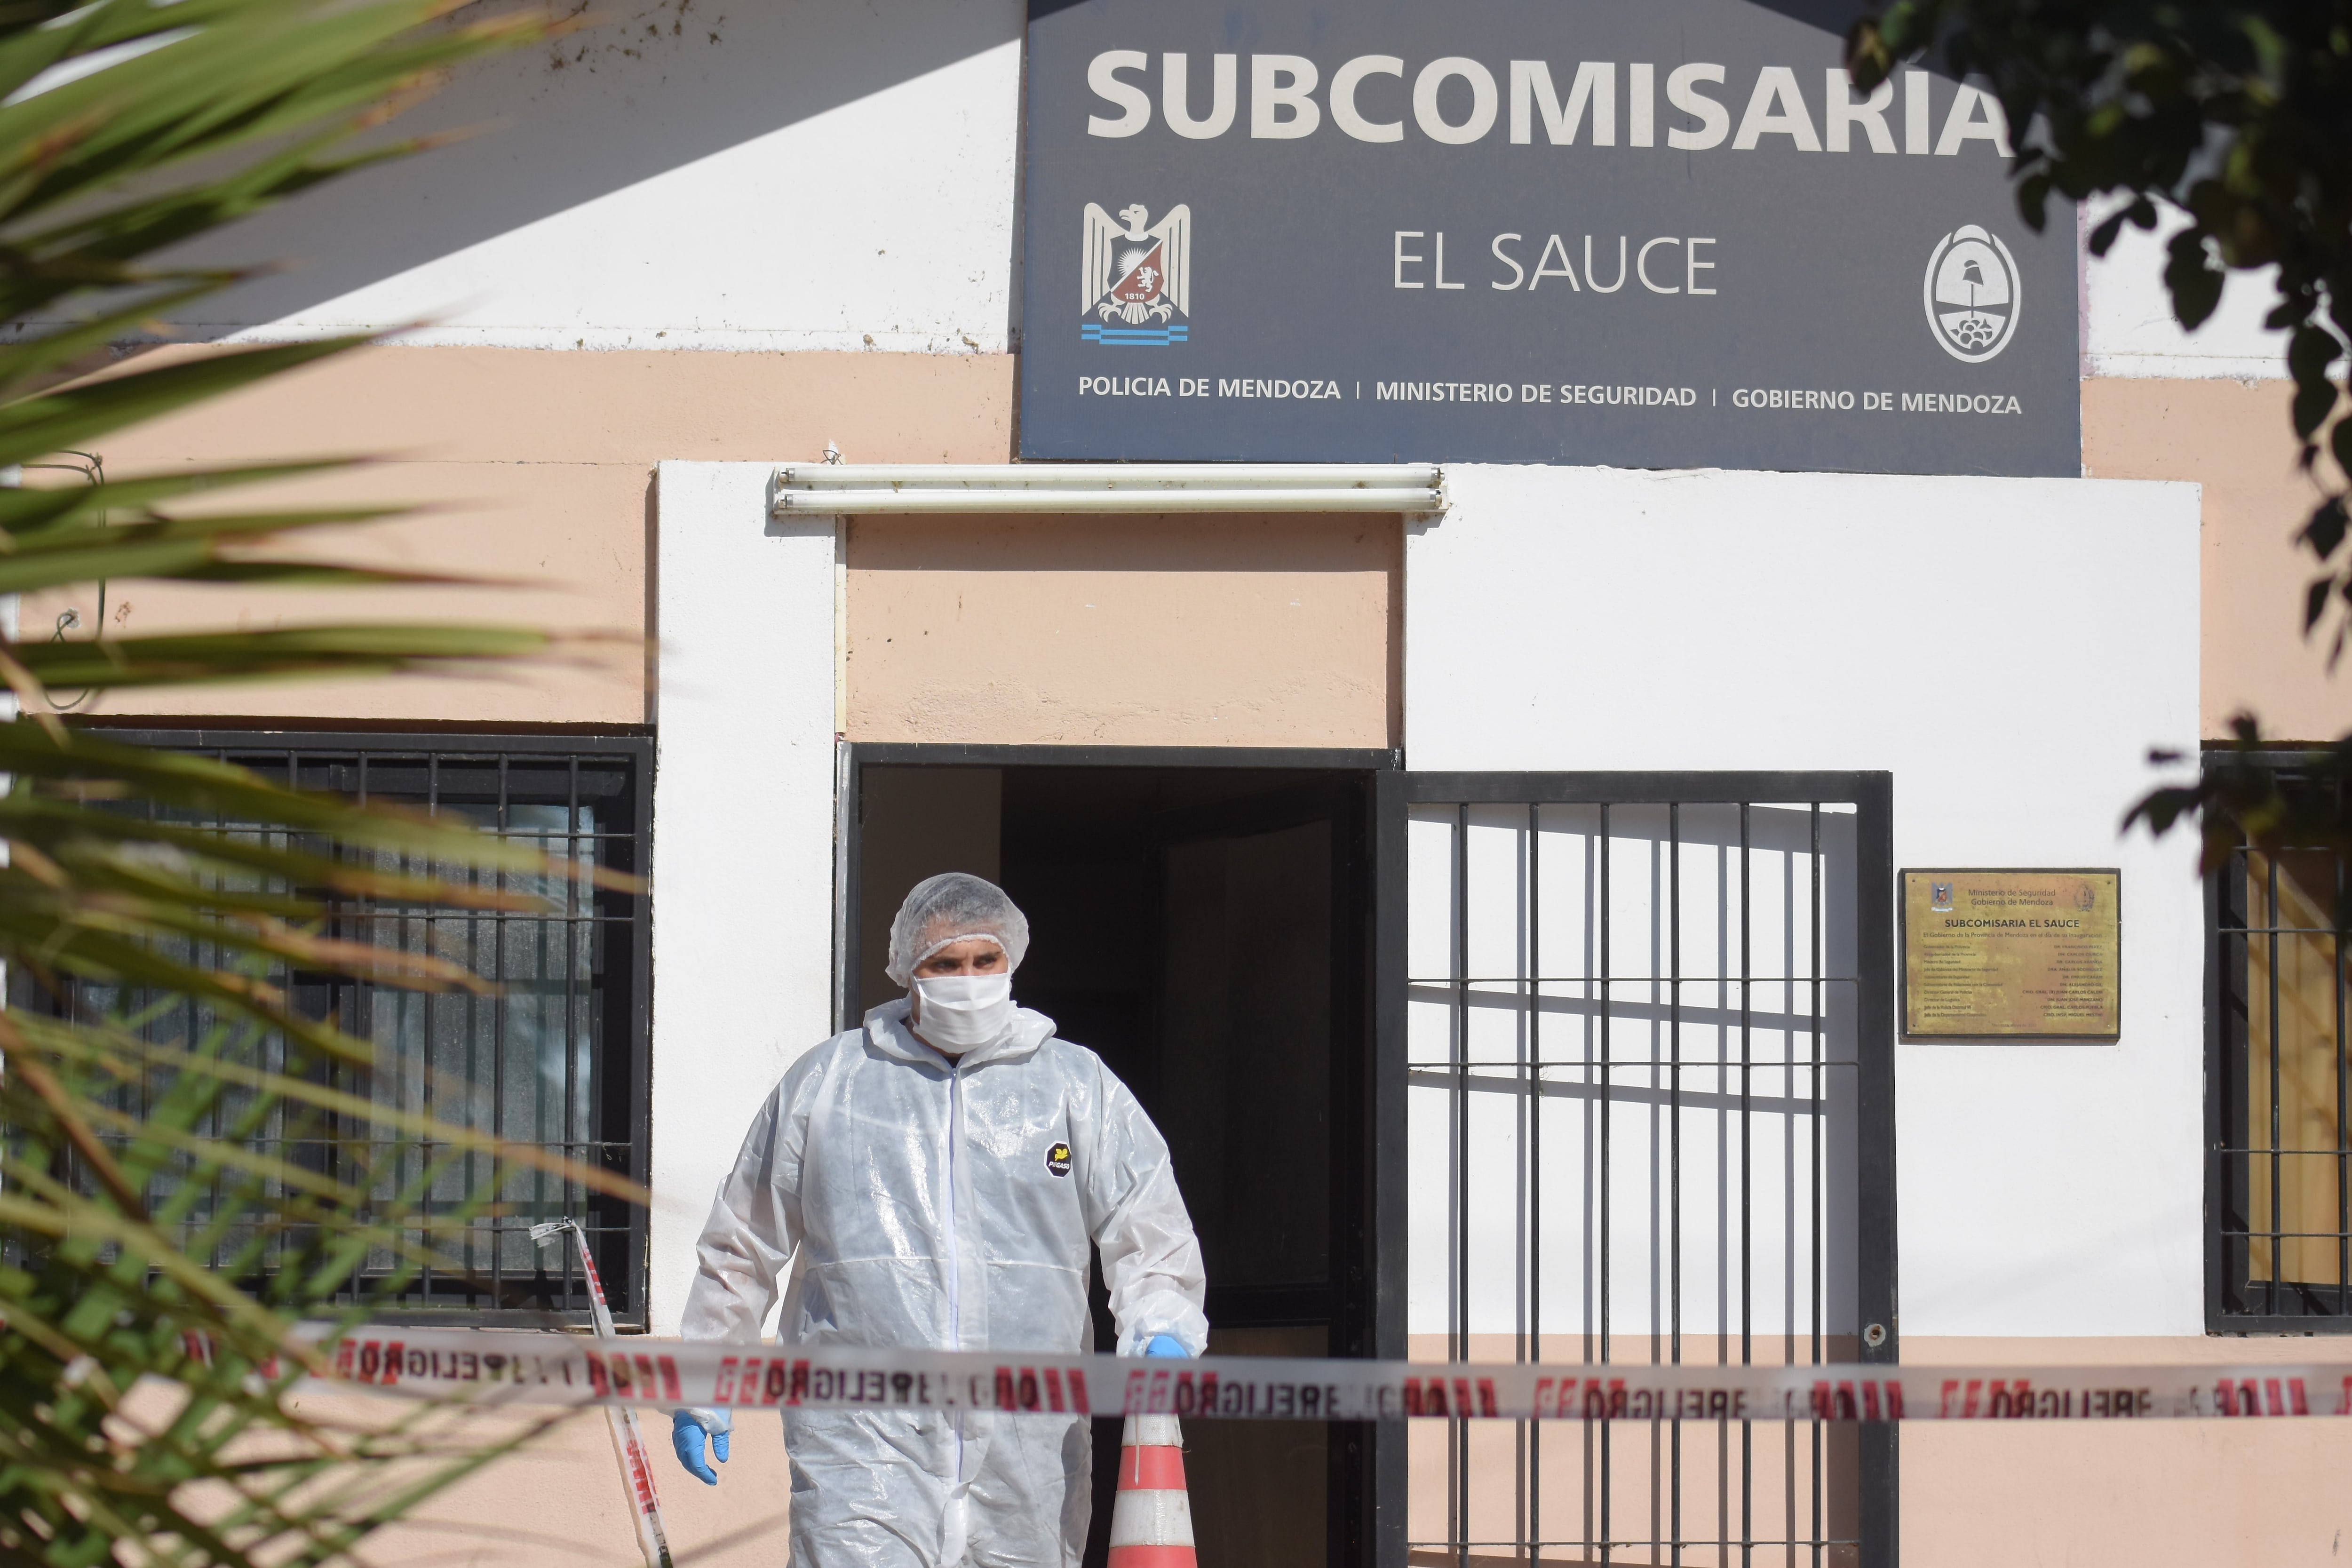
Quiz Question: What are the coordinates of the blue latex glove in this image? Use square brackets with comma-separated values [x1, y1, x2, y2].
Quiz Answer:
[671, 1409, 730, 1485]
[1144, 1334, 1190, 1357]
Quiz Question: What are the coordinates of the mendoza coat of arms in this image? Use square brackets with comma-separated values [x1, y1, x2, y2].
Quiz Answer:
[1081, 202, 1190, 346]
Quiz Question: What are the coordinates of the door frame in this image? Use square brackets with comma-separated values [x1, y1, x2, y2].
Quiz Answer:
[836, 740, 1402, 1568]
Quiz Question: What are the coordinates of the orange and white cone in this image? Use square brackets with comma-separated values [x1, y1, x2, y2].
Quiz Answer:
[1106, 1414, 1195, 1568]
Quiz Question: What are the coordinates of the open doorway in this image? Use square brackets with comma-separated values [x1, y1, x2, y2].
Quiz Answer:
[840, 747, 1390, 1568]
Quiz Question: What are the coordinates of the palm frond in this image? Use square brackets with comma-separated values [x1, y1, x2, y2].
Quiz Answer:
[0, 4, 657, 1565]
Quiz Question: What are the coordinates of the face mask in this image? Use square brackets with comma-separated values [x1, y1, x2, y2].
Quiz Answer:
[911, 973, 1015, 1053]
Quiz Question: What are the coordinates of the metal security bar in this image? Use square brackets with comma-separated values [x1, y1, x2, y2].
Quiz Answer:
[34, 729, 654, 1328]
[1400, 773, 1894, 1568]
[2210, 755, 2352, 1331]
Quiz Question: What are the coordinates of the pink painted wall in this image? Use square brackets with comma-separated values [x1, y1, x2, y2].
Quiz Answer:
[1403, 1333, 2352, 1565]
[41, 345, 1014, 726]
[2084, 377, 2352, 741]
[56, 345, 1405, 748]
[844, 512, 1402, 748]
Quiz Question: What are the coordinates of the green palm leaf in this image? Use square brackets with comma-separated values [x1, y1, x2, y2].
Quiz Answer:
[0, 3, 660, 1565]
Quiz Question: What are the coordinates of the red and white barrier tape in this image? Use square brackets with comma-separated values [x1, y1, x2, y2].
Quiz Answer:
[301, 1329, 2352, 1424]
[524, 1224, 672, 1568]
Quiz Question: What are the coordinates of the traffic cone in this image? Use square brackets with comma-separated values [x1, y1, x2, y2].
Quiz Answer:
[1106, 1414, 1195, 1568]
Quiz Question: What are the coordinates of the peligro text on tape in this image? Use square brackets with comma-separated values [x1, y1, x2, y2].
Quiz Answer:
[298, 1329, 2352, 1423]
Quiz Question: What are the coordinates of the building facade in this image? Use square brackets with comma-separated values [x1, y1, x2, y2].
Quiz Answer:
[39, 1, 2352, 1563]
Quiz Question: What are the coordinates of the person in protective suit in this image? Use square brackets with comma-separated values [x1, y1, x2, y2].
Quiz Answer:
[669, 872, 1209, 1567]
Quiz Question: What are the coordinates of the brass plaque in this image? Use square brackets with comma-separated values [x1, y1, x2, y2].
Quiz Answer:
[1901, 869, 2120, 1039]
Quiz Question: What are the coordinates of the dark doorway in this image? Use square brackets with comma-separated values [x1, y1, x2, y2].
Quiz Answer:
[840, 746, 1394, 1568]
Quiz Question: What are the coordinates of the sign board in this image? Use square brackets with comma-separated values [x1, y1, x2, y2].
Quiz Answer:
[1901, 869, 2120, 1039]
[1020, 0, 2080, 474]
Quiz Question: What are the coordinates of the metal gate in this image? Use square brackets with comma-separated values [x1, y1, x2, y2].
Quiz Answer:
[1395, 772, 1896, 1566]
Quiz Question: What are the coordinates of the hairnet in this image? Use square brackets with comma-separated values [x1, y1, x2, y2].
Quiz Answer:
[884, 872, 1031, 987]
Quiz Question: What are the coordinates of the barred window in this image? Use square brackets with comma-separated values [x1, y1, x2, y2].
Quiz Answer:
[2212, 756, 2352, 1329]
[24, 729, 653, 1328]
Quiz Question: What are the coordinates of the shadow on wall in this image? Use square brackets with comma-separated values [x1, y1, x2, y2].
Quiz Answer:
[148, 0, 1022, 333]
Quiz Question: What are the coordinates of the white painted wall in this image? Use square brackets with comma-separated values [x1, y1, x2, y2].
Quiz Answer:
[159, 1, 1025, 353]
[647, 462, 838, 1334]
[1406, 463, 2204, 1337]
[136, 0, 2298, 384]
[2082, 200, 2295, 380]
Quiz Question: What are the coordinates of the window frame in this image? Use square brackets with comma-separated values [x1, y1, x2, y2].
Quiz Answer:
[57, 725, 657, 1330]
[2206, 748, 2352, 1334]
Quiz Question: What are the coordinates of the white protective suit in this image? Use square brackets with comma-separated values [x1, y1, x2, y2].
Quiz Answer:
[680, 995, 1209, 1568]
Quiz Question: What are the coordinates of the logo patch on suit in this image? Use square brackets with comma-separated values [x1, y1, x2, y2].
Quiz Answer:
[1045, 1141, 1073, 1178]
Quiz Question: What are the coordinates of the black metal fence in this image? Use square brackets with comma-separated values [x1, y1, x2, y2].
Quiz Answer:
[2209, 756, 2352, 1331]
[25, 729, 653, 1327]
[1399, 772, 1895, 1567]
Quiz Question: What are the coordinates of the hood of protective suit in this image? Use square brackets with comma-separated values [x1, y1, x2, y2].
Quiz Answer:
[864, 993, 1054, 1069]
